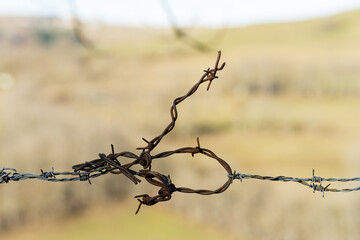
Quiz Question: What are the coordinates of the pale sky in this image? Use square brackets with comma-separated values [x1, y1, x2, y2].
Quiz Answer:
[0, 0, 359, 28]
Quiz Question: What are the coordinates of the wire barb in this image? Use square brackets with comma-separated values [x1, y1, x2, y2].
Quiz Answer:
[79, 173, 91, 184]
[41, 168, 56, 179]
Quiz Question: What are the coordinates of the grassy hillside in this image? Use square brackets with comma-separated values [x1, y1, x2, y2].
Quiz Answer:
[222, 10, 360, 47]
[113, 9, 360, 54]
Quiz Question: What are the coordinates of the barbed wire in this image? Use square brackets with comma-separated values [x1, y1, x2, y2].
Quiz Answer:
[1, 51, 359, 214]
[229, 170, 360, 197]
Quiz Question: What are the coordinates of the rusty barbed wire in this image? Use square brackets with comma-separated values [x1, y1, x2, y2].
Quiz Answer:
[1, 51, 359, 214]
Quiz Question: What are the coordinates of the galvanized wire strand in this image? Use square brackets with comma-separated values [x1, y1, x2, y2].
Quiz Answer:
[230, 173, 360, 183]
[1, 166, 359, 194]
[229, 169, 360, 197]
[0, 167, 111, 184]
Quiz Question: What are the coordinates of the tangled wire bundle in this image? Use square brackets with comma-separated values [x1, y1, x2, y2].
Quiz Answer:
[1, 51, 359, 214]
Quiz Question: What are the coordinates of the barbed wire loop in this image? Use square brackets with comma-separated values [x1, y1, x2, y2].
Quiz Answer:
[1, 51, 359, 214]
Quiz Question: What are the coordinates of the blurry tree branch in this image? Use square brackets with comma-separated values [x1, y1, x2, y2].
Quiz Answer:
[68, 0, 94, 50]
[160, 0, 213, 52]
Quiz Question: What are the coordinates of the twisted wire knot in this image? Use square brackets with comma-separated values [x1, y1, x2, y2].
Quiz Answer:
[0, 171, 10, 183]
[138, 152, 152, 169]
[191, 137, 203, 157]
[134, 171, 178, 214]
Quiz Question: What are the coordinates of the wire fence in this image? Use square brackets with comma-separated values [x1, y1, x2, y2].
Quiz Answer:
[1, 51, 359, 214]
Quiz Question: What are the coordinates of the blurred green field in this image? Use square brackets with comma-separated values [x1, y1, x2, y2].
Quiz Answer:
[0, 9, 360, 240]
[2, 202, 237, 240]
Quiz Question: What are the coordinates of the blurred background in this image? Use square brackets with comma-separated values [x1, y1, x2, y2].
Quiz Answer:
[0, 0, 360, 239]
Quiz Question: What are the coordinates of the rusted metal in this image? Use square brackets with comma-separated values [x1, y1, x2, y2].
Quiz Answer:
[70, 51, 231, 213]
